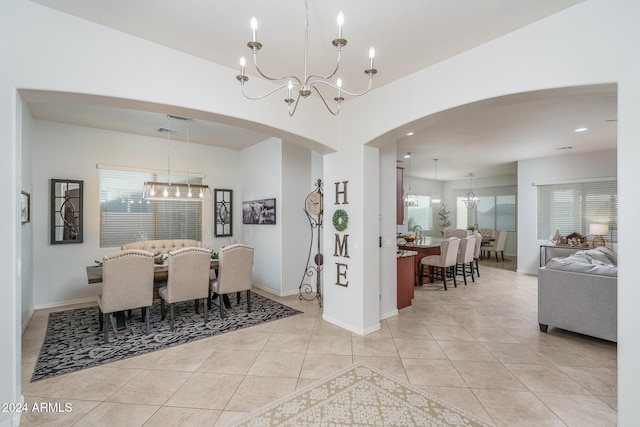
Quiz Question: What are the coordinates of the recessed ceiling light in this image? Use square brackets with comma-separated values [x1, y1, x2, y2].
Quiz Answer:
[574, 127, 588, 132]
[404, 152, 411, 158]
[556, 146, 573, 150]
[406, 132, 414, 136]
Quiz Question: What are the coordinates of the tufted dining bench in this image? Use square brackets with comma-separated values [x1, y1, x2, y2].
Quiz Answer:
[121, 239, 202, 255]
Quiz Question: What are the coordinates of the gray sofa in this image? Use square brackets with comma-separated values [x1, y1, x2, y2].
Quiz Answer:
[538, 247, 617, 342]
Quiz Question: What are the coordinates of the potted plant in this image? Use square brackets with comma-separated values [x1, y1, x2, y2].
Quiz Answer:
[438, 204, 451, 236]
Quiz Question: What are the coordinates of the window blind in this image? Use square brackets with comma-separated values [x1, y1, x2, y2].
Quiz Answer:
[537, 180, 617, 241]
[99, 169, 202, 248]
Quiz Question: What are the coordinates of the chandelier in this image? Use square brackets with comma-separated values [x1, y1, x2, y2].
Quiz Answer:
[430, 159, 442, 207]
[403, 153, 418, 207]
[142, 115, 210, 202]
[463, 173, 479, 209]
[235, 0, 378, 116]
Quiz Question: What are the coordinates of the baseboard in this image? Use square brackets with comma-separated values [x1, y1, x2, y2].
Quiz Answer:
[22, 309, 34, 335]
[380, 308, 399, 320]
[516, 268, 538, 275]
[322, 313, 381, 336]
[34, 296, 98, 311]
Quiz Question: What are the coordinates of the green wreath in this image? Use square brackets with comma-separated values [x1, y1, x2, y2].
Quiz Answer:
[332, 209, 349, 231]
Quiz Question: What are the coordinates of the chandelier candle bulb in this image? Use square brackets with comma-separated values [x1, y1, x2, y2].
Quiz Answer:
[240, 57, 246, 76]
[250, 17, 257, 42]
[369, 47, 375, 69]
[337, 12, 344, 38]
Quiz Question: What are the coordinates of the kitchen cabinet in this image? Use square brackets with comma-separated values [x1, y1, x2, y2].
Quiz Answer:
[397, 251, 416, 309]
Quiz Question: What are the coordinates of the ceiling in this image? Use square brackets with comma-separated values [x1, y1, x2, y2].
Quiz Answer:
[23, 0, 616, 181]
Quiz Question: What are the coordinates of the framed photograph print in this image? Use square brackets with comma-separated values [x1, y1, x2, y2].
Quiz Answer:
[242, 198, 276, 224]
[214, 189, 233, 237]
[21, 191, 30, 224]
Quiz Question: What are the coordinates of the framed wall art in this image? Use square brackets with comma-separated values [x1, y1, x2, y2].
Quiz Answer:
[242, 198, 276, 224]
[50, 179, 83, 244]
[21, 191, 30, 224]
[214, 189, 233, 237]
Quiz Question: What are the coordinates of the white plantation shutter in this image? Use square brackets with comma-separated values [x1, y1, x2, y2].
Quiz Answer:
[99, 169, 202, 248]
[537, 179, 617, 241]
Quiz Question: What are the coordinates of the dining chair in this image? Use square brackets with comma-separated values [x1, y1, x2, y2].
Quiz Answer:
[456, 235, 476, 285]
[484, 230, 508, 262]
[472, 231, 483, 277]
[209, 243, 254, 318]
[451, 229, 470, 239]
[478, 228, 494, 259]
[97, 249, 154, 343]
[158, 247, 211, 331]
[420, 237, 460, 290]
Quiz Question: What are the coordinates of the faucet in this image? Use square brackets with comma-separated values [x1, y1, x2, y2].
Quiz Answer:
[412, 225, 422, 241]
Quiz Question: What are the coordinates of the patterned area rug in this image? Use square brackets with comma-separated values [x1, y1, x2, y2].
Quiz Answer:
[229, 362, 495, 427]
[32, 291, 300, 382]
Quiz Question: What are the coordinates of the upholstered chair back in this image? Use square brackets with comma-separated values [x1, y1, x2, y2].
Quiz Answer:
[458, 236, 476, 264]
[478, 228, 494, 240]
[440, 237, 461, 267]
[472, 231, 483, 258]
[494, 230, 508, 251]
[100, 249, 154, 314]
[165, 247, 211, 303]
[451, 229, 470, 239]
[216, 244, 254, 294]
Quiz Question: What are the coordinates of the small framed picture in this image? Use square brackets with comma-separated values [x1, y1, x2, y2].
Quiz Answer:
[242, 198, 276, 224]
[21, 191, 30, 224]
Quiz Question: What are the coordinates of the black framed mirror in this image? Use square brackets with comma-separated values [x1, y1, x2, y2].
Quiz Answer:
[214, 189, 232, 237]
[51, 179, 83, 244]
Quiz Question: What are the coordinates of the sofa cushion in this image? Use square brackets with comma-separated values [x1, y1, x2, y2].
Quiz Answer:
[595, 246, 617, 265]
[545, 251, 617, 277]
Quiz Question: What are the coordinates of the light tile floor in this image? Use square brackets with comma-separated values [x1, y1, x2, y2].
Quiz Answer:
[20, 262, 617, 426]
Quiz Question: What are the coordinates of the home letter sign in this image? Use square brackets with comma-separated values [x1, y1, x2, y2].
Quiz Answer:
[334, 181, 350, 287]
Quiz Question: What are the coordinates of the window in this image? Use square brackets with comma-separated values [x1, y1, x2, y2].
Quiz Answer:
[537, 180, 617, 241]
[406, 196, 433, 231]
[457, 195, 516, 231]
[99, 168, 202, 248]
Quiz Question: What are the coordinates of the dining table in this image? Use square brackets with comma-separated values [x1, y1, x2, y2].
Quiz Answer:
[86, 259, 219, 285]
[86, 259, 220, 330]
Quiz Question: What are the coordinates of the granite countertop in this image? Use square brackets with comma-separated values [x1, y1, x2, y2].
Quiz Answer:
[397, 236, 445, 248]
[397, 250, 418, 258]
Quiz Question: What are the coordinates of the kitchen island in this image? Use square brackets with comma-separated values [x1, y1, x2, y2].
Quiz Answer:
[397, 250, 417, 309]
[398, 237, 445, 286]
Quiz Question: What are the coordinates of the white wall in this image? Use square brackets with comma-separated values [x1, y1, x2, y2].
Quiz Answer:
[240, 138, 283, 295]
[281, 142, 315, 297]
[517, 150, 616, 274]
[21, 102, 34, 327]
[379, 142, 398, 320]
[30, 119, 243, 307]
